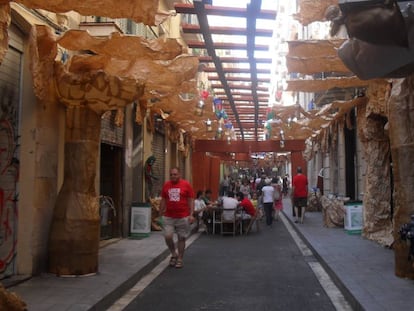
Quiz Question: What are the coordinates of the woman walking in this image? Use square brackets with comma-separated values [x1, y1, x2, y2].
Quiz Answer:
[272, 177, 283, 221]
[261, 178, 274, 227]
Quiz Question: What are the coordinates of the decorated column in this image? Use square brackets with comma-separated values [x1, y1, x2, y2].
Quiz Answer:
[48, 106, 101, 275]
[389, 76, 414, 279]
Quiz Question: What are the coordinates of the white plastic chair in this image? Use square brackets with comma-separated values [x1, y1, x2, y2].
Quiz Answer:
[221, 208, 238, 236]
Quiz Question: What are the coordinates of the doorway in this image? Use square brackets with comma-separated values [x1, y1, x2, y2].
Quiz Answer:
[344, 110, 356, 200]
[100, 143, 122, 240]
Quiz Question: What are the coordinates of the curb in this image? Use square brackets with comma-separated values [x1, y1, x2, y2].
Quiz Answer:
[282, 211, 365, 311]
[92, 228, 201, 310]
[92, 247, 171, 311]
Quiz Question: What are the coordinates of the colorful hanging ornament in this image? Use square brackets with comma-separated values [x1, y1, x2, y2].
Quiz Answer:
[205, 119, 212, 132]
[200, 90, 209, 100]
[195, 99, 205, 116]
[213, 98, 222, 111]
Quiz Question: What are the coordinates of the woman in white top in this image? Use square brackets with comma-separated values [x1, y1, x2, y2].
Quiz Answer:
[261, 178, 275, 227]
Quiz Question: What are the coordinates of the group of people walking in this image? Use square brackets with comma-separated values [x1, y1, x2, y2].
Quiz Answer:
[157, 166, 308, 269]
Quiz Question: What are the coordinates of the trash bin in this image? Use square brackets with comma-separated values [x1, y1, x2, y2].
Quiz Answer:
[344, 201, 363, 235]
[130, 202, 152, 238]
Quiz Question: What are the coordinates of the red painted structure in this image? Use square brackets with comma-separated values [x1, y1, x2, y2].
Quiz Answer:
[191, 139, 306, 199]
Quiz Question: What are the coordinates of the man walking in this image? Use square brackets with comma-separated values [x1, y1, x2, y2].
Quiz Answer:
[291, 166, 308, 224]
[160, 167, 195, 269]
[261, 178, 275, 227]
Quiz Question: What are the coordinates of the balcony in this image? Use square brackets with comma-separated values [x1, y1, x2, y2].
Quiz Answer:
[79, 21, 123, 37]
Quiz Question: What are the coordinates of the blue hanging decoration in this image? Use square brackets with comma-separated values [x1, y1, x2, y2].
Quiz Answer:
[215, 109, 223, 119]
[224, 121, 233, 130]
[213, 98, 222, 112]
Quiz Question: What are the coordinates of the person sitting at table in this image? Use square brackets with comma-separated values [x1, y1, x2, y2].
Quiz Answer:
[201, 189, 214, 233]
[236, 191, 256, 218]
[236, 191, 256, 224]
[194, 190, 207, 231]
[202, 189, 213, 205]
[222, 191, 239, 221]
[251, 191, 258, 210]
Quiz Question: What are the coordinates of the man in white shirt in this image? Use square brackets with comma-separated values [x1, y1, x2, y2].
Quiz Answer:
[221, 191, 239, 221]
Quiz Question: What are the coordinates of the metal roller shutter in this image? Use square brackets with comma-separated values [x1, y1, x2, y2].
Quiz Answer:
[151, 127, 165, 197]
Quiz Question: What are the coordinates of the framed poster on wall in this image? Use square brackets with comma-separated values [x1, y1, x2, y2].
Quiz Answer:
[130, 203, 151, 238]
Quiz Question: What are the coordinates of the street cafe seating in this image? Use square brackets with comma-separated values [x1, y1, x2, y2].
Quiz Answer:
[221, 208, 239, 236]
[212, 206, 222, 235]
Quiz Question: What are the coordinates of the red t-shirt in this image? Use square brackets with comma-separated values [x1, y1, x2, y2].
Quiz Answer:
[292, 174, 308, 198]
[239, 198, 256, 216]
[162, 179, 195, 218]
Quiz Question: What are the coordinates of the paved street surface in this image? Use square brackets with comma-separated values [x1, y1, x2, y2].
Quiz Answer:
[122, 217, 339, 311]
[10, 198, 414, 311]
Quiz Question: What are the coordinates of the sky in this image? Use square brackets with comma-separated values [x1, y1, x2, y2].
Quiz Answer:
[209, 0, 278, 61]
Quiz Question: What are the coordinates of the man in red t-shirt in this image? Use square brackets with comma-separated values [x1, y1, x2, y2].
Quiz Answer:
[236, 192, 256, 233]
[160, 167, 195, 269]
[291, 166, 308, 224]
[237, 192, 256, 218]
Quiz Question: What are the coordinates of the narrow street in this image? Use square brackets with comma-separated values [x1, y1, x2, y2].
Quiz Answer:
[118, 211, 349, 311]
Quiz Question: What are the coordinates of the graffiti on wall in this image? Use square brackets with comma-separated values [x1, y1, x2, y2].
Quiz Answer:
[0, 85, 19, 279]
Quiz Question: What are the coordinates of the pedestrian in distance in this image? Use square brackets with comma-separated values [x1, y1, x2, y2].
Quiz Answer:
[261, 178, 275, 227]
[160, 167, 195, 269]
[272, 177, 283, 221]
[282, 173, 289, 198]
[291, 166, 309, 224]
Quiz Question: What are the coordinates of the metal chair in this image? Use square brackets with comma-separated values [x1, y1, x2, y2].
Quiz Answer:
[220, 208, 238, 236]
[212, 208, 222, 235]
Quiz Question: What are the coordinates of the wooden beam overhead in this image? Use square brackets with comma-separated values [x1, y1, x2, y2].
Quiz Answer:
[174, 3, 277, 20]
[211, 83, 269, 91]
[181, 24, 273, 37]
[229, 108, 268, 112]
[192, 1, 245, 139]
[208, 75, 271, 82]
[219, 96, 269, 102]
[187, 40, 270, 51]
[238, 123, 265, 128]
[214, 91, 269, 96]
[206, 152, 252, 162]
[200, 56, 273, 64]
[286, 77, 370, 92]
[204, 67, 271, 74]
[194, 139, 306, 153]
[175, 1, 277, 141]
[286, 56, 350, 75]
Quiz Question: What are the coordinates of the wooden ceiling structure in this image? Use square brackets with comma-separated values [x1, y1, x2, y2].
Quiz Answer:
[174, 1, 276, 142]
